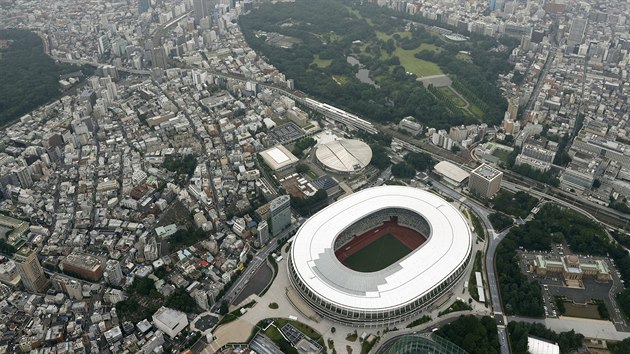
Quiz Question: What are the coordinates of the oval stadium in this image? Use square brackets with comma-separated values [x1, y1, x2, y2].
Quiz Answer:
[314, 139, 372, 174]
[288, 186, 473, 326]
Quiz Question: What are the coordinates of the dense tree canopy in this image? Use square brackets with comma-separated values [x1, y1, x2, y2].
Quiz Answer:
[291, 189, 328, 216]
[391, 162, 415, 179]
[165, 288, 197, 313]
[508, 322, 584, 354]
[610, 337, 630, 354]
[488, 212, 513, 231]
[163, 155, 197, 177]
[491, 190, 538, 218]
[239, 0, 515, 129]
[404, 151, 434, 171]
[436, 316, 500, 354]
[170, 228, 207, 248]
[0, 29, 79, 125]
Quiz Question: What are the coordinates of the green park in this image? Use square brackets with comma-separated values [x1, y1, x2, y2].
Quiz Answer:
[240, 0, 518, 129]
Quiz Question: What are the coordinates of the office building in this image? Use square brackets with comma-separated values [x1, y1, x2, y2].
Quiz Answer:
[257, 220, 269, 245]
[15, 167, 33, 189]
[61, 253, 104, 282]
[468, 164, 503, 198]
[193, 0, 209, 24]
[152, 46, 168, 69]
[269, 195, 291, 236]
[0, 260, 21, 287]
[55, 277, 83, 300]
[567, 18, 588, 53]
[17, 250, 48, 293]
[522, 144, 556, 163]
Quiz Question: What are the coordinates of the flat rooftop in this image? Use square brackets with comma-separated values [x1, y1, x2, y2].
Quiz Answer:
[63, 253, 103, 271]
[259, 145, 299, 171]
[434, 161, 470, 183]
[472, 164, 502, 181]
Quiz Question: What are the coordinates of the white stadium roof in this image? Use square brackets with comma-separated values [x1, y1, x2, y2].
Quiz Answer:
[290, 186, 472, 312]
[315, 139, 372, 173]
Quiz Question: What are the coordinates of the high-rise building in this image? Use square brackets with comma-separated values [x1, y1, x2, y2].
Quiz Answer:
[468, 164, 503, 198]
[144, 238, 159, 261]
[257, 220, 269, 245]
[507, 97, 519, 121]
[97, 35, 111, 56]
[16, 250, 48, 293]
[14, 167, 33, 189]
[567, 18, 588, 53]
[269, 195, 291, 236]
[489, 0, 497, 11]
[152, 46, 168, 69]
[192, 289, 209, 310]
[449, 125, 469, 143]
[105, 260, 123, 286]
[193, 0, 209, 24]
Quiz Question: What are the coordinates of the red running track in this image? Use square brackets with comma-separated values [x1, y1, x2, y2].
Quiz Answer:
[335, 217, 426, 263]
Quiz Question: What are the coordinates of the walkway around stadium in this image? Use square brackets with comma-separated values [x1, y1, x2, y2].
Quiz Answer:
[205, 236, 490, 354]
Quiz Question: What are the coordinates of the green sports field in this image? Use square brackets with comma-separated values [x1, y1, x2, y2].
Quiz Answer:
[343, 234, 412, 272]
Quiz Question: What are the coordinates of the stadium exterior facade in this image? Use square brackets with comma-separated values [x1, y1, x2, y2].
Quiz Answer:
[315, 139, 372, 175]
[288, 186, 473, 326]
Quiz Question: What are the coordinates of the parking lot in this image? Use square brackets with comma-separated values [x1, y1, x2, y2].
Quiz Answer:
[518, 242, 629, 331]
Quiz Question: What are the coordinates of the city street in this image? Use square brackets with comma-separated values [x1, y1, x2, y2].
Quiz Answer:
[429, 179, 511, 354]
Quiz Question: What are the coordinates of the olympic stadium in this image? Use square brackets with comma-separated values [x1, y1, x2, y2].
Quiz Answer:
[288, 186, 473, 326]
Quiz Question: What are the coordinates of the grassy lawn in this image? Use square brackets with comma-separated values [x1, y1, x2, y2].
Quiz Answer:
[393, 47, 443, 77]
[470, 104, 485, 118]
[491, 148, 512, 162]
[306, 170, 318, 179]
[343, 233, 412, 272]
[376, 31, 389, 41]
[418, 43, 440, 52]
[312, 55, 332, 68]
[563, 302, 602, 320]
[437, 86, 467, 107]
[373, 31, 443, 77]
